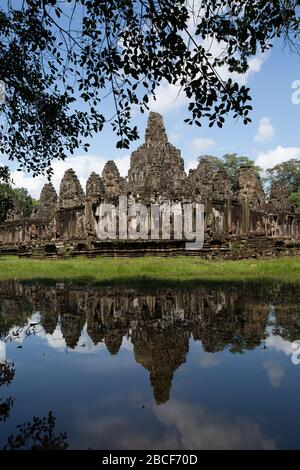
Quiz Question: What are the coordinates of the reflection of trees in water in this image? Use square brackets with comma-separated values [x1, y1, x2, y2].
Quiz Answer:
[0, 361, 15, 386]
[0, 361, 15, 422]
[3, 411, 69, 450]
[0, 346, 68, 449]
[0, 396, 14, 423]
[0, 320, 40, 422]
[0, 361, 69, 449]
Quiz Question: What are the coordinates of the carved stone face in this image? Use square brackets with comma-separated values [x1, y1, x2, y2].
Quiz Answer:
[105, 170, 117, 184]
[102, 162, 122, 196]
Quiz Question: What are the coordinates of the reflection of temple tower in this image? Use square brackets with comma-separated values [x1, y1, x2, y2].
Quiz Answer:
[132, 326, 190, 404]
[38, 288, 59, 335]
[0, 280, 282, 407]
[57, 291, 86, 349]
[86, 294, 129, 349]
[104, 332, 123, 355]
[192, 290, 269, 353]
[60, 313, 85, 349]
[40, 312, 58, 335]
[271, 286, 300, 341]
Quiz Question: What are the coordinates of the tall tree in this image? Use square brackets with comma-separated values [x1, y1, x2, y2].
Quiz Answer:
[197, 153, 262, 190]
[265, 159, 300, 210]
[0, 167, 37, 222]
[0, 1, 299, 175]
[197, 155, 224, 174]
[0, 166, 13, 222]
[265, 159, 300, 193]
[10, 187, 38, 218]
[222, 153, 262, 189]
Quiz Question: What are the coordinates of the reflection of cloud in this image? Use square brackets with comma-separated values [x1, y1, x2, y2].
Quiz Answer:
[263, 361, 284, 388]
[8, 312, 41, 344]
[78, 400, 276, 450]
[153, 402, 276, 450]
[265, 335, 294, 356]
[7, 314, 132, 355]
[45, 324, 105, 354]
[121, 337, 134, 352]
[196, 352, 221, 368]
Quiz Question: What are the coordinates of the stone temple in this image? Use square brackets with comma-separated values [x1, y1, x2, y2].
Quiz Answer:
[0, 112, 299, 258]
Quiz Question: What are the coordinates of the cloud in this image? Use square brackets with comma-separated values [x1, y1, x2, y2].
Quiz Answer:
[186, 159, 198, 172]
[147, 53, 266, 115]
[263, 361, 284, 388]
[141, 1, 268, 116]
[198, 36, 267, 86]
[238, 54, 267, 85]
[190, 137, 216, 154]
[10, 154, 130, 199]
[255, 146, 300, 172]
[148, 82, 188, 114]
[169, 131, 183, 143]
[217, 50, 267, 87]
[255, 117, 275, 143]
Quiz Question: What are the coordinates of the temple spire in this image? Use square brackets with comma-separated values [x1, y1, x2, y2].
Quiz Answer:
[145, 112, 168, 146]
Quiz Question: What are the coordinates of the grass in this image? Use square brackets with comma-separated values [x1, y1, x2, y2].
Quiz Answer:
[0, 255, 299, 286]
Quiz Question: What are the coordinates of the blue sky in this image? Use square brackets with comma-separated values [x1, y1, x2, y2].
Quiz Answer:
[8, 37, 300, 198]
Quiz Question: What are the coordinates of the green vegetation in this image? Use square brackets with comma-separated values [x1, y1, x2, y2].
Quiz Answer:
[0, 256, 299, 285]
[1, 2, 300, 173]
[0, 166, 13, 222]
[290, 192, 300, 211]
[265, 159, 300, 212]
[0, 173, 38, 222]
[199, 154, 262, 191]
[198, 155, 300, 211]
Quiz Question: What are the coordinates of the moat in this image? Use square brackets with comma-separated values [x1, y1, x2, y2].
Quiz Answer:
[0, 280, 300, 449]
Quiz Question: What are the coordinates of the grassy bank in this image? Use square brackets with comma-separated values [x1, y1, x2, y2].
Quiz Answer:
[0, 256, 299, 285]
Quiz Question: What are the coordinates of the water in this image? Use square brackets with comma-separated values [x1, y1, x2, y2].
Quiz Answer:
[0, 280, 299, 450]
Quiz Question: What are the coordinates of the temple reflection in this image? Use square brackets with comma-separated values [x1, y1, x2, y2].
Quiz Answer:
[0, 281, 299, 404]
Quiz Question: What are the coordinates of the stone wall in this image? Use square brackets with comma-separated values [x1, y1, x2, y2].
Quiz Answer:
[0, 112, 300, 258]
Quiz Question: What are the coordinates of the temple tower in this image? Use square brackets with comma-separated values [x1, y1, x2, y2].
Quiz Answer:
[102, 161, 123, 198]
[85, 172, 105, 236]
[58, 169, 85, 209]
[237, 165, 266, 234]
[127, 112, 186, 199]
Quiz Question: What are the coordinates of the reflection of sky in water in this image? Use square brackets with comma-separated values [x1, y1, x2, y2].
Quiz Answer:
[0, 284, 300, 450]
